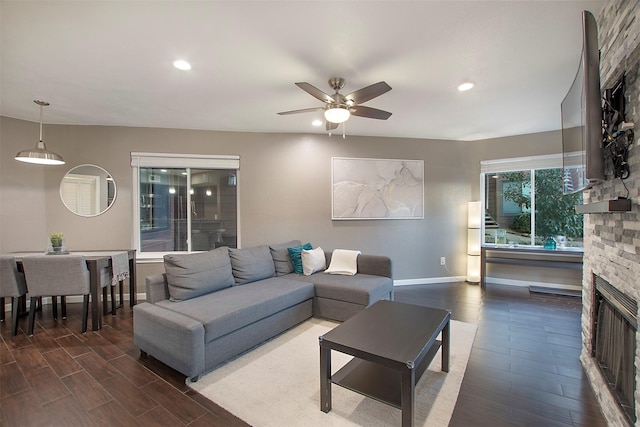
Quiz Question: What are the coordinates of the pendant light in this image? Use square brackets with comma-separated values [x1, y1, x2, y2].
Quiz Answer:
[15, 100, 65, 165]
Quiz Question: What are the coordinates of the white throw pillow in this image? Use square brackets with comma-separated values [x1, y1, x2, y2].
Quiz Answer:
[301, 247, 326, 276]
[325, 249, 361, 275]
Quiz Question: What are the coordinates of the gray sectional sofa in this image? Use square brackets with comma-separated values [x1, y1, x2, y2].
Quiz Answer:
[133, 240, 393, 381]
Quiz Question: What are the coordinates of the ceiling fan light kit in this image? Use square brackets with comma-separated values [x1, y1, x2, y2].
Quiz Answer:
[278, 77, 392, 134]
[324, 106, 351, 123]
[15, 100, 65, 166]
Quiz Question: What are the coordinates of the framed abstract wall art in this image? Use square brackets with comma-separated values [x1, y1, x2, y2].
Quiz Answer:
[332, 157, 424, 220]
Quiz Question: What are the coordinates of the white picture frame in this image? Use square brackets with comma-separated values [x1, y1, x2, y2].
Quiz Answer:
[332, 157, 424, 220]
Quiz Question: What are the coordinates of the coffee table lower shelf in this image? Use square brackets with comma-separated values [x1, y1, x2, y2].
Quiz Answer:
[331, 340, 442, 408]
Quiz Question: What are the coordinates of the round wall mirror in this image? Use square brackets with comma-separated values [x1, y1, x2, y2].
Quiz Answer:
[60, 164, 116, 217]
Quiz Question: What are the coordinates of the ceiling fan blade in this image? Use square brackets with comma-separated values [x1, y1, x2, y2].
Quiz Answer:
[350, 105, 392, 120]
[326, 121, 338, 131]
[277, 107, 324, 116]
[344, 81, 391, 104]
[295, 82, 336, 103]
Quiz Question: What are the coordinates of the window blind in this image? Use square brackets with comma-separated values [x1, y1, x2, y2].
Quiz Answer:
[130, 152, 240, 169]
[480, 153, 563, 174]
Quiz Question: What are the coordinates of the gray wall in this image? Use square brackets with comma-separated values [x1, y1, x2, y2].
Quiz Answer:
[1, 115, 572, 289]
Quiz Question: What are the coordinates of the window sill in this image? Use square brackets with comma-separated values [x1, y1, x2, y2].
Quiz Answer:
[482, 244, 584, 254]
[136, 251, 206, 263]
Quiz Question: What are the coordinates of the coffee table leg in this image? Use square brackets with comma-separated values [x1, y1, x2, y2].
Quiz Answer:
[401, 369, 415, 427]
[320, 343, 332, 413]
[442, 320, 450, 372]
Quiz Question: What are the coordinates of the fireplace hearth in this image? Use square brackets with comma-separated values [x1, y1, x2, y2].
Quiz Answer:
[592, 274, 637, 425]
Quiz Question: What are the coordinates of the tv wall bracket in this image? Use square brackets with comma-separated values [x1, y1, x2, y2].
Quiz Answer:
[576, 76, 635, 214]
[602, 76, 635, 180]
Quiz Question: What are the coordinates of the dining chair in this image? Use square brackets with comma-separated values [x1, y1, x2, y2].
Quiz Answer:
[106, 277, 125, 316]
[22, 255, 91, 336]
[60, 266, 111, 319]
[60, 259, 123, 320]
[105, 252, 129, 316]
[101, 266, 118, 316]
[0, 255, 28, 336]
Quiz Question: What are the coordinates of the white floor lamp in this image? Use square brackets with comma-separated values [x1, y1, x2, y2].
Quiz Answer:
[467, 201, 481, 283]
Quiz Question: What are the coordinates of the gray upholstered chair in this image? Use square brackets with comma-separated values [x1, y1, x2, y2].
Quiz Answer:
[60, 265, 112, 320]
[100, 266, 117, 316]
[105, 252, 129, 316]
[22, 255, 90, 336]
[0, 255, 28, 336]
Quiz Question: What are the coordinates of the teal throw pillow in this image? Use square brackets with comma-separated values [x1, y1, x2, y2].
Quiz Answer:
[288, 243, 312, 274]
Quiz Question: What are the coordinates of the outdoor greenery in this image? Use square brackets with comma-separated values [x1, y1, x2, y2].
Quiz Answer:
[501, 169, 583, 240]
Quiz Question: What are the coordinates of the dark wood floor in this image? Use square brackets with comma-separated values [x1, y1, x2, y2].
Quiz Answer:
[0, 282, 607, 426]
[395, 283, 607, 427]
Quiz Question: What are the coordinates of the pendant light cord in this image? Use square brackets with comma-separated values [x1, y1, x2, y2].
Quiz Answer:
[39, 104, 44, 142]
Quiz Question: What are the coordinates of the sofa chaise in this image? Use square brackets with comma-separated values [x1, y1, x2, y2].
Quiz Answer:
[133, 240, 393, 381]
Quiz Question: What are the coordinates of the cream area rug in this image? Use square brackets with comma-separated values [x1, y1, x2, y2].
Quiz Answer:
[188, 317, 477, 427]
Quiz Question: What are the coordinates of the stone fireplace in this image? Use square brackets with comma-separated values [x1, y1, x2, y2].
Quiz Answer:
[580, 1, 640, 426]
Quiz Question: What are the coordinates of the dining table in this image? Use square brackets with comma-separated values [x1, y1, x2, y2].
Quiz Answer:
[10, 249, 136, 331]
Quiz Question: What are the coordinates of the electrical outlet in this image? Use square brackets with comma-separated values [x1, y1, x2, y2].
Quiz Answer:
[440, 257, 446, 266]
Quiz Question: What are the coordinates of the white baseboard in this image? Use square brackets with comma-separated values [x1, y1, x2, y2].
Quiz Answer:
[392, 276, 581, 291]
[394, 276, 466, 286]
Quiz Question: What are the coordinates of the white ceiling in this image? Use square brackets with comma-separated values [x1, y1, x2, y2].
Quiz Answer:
[0, 0, 604, 141]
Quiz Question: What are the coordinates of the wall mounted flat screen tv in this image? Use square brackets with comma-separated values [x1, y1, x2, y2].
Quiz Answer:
[561, 10, 604, 195]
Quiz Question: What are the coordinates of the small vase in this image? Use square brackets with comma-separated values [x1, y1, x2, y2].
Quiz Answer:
[543, 236, 557, 250]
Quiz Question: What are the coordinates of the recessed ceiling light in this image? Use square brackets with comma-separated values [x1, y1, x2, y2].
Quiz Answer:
[173, 60, 192, 71]
[312, 119, 323, 127]
[457, 82, 475, 92]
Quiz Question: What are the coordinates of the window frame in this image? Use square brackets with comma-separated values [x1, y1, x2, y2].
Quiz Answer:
[131, 152, 240, 260]
[480, 153, 583, 250]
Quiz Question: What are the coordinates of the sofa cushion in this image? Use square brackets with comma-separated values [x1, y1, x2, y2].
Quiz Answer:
[325, 249, 361, 275]
[229, 245, 276, 285]
[164, 248, 234, 302]
[302, 247, 326, 276]
[287, 243, 312, 274]
[156, 277, 314, 343]
[290, 272, 393, 306]
[269, 240, 302, 276]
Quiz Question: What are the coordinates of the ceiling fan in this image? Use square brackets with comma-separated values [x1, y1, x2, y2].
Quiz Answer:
[278, 77, 392, 132]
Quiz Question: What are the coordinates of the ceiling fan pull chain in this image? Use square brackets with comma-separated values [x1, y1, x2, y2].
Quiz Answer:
[342, 122, 346, 139]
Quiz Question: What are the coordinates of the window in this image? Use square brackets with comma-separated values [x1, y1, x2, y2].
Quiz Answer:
[131, 153, 239, 256]
[481, 154, 583, 248]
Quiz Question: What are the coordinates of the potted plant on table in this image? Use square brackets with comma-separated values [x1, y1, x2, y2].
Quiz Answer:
[50, 232, 64, 253]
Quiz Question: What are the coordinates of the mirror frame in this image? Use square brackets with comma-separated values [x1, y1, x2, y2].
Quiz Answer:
[60, 164, 116, 217]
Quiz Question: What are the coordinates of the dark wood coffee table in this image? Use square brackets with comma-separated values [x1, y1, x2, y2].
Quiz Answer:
[319, 300, 450, 427]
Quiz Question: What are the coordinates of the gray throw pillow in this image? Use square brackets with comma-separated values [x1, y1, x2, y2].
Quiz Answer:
[229, 245, 276, 285]
[269, 240, 302, 276]
[164, 247, 234, 301]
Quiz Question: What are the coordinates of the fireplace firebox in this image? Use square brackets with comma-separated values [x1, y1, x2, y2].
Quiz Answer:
[592, 274, 637, 425]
